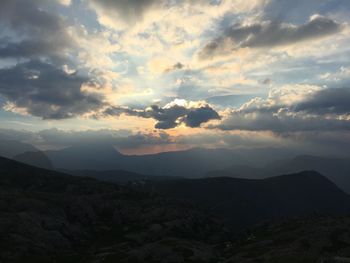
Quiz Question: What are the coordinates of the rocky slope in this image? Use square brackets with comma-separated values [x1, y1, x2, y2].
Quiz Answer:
[133, 171, 350, 229]
[1, 156, 350, 262]
[0, 156, 228, 262]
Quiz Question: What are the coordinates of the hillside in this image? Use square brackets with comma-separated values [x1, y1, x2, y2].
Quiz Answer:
[1, 157, 350, 262]
[266, 155, 350, 193]
[208, 155, 350, 194]
[134, 172, 350, 229]
[0, 156, 228, 262]
[222, 215, 350, 262]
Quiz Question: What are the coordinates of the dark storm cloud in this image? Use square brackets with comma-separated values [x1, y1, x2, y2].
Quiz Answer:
[0, 39, 69, 59]
[90, 0, 213, 25]
[215, 87, 350, 133]
[164, 62, 185, 73]
[0, 60, 105, 119]
[183, 106, 221, 127]
[0, 0, 73, 59]
[199, 16, 342, 59]
[90, 0, 158, 24]
[104, 103, 221, 129]
[293, 87, 350, 115]
[263, 0, 350, 23]
[0, 0, 110, 119]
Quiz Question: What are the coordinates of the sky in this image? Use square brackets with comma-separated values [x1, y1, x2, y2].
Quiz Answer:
[0, 0, 349, 155]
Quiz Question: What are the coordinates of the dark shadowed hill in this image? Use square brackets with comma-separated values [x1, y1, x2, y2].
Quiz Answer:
[134, 171, 350, 229]
[0, 139, 38, 158]
[266, 155, 350, 193]
[0, 156, 229, 263]
[222, 215, 350, 262]
[13, 151, 54, 170]
[210, 155, 350, 194]
[1, 157, 350, 262]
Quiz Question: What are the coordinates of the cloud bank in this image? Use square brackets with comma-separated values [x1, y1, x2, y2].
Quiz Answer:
[216, 86, 350, 133]
[199, 15, 342, 59]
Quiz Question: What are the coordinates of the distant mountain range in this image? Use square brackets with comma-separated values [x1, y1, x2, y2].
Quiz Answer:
[44, 144, 248, 177]
[2, 139, 350, 194]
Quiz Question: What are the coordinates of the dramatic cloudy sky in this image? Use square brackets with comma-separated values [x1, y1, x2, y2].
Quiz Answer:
[0, 0, 349, 155]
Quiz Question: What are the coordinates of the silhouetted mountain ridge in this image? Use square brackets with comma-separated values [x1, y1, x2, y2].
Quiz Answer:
[210, 154, 350, 193]
[45, 146, 247, 176]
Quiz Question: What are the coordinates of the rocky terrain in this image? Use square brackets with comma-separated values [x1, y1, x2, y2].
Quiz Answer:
[0, 156, 228, 262]
[132, 172, 350, 229]
[1, 156, 350, 262]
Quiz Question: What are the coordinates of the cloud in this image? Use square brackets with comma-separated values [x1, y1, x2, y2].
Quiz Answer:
[0, 0, 73, 59]
[89, 0, 207, 27]
[263, 0, 350, 23]
[57, 0, 71, 6]
[89, 0, 159, 27]
[164, 62, 185, 73]
[182, 105, 221, 127]
[37, 128, 171, 148]
[0, 128, 173, 151]
[199, 15, 342, 59]
[262, 78, 272, 85]
[104, 99, 221, 129]
[293, 87, 350, 115]
[215, 86, 350, 133]
[0, 0, 123, 121]
[0, 60, 106, 119]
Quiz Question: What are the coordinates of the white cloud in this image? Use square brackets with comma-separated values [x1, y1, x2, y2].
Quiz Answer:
[57, 0, 71, 6]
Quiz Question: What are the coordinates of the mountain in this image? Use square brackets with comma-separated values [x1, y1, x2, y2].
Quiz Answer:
[68, 169, 181, 184]
[207, 164, 266, 179]
[45, 143, 123, 170]
[134, 171, 350, 229]
[0, 156, 228, 262]
[266, 155, 350, 193]
[1, 156, 350, 262]
[13, 151, 54, 170]
[45, 146, 247, 177]
[0, 139, 38, 158]
[208, 155, 350, 194]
